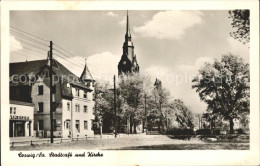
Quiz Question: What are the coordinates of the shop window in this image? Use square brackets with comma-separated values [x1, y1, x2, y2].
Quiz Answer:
[75, 120, 80, 132]
[84, 105, 88, 113]
[67, 102, 70, 111]
[84, 121, 88, 130]
[83, 91, 87, 98]
[38, 102, 44, 112]
[38, 85, 43, 95]
[38, 120, 44, 130]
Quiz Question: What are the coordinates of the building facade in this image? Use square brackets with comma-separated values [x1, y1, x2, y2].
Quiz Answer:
[9, 100, 34, 137]
[118, 11, 139, 76]
[9, 58, 95, 138]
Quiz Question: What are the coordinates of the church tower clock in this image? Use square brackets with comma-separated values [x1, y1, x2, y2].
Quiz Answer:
[118, 11, 139, 76]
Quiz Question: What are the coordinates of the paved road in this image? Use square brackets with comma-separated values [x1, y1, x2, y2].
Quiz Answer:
[10, 134, 249, 150]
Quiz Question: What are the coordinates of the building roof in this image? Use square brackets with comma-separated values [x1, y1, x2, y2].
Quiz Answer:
[9, 59, 92, 96]
[10, 100, 34, 107]
[80, 59, 94, 82]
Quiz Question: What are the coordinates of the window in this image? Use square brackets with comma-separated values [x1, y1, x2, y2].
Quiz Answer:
[13, 107, 16, 114]
[75, 88, 80, 97]
[38, 85, 43, 95]
[66, 83, 70, 90]
[75, 104, 80, 112]
[91, 120, 94, 130]
[38, 102, 43, 112]
[84, 121, 88, 130]
[64, 120, 70, 130]
[52, 85, 56, 94]
[84, 105, 88, 113]
[38, 120, 44, 130]
[67, 102, 70, 111]
[43, 71, 49, 77]
[10, 107, 12, 114]
[75, 120, 80, 132]
[83, 91, 87, 98]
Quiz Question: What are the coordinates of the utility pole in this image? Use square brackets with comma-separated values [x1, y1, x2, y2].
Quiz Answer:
[145, 94, 147, 135]
[49, 41, 54, 143]
[113, 75, 117, 138]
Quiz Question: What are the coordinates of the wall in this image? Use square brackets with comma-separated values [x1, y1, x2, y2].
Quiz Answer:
[71, 84, 95, 138]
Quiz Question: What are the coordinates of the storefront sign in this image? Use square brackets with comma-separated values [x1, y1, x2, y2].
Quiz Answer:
[10, 115, 29, 120]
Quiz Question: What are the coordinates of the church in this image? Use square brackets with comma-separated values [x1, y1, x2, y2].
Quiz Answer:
[118, 11, 139, 76]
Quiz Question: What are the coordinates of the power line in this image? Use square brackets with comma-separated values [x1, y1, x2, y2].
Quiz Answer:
[11, 42, 48, 57]
[53, 49, 107, 76]
[10, 30, 49, 47]
[52, 44, 105, 72]
[10, 26, 49, 42]
[53, 54, 108, 78]
[11, 51, 45, 59]
[13, 37, 49, 52]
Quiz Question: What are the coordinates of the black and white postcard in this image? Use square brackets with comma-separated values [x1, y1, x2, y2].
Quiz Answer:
[1, 0, 259, 166]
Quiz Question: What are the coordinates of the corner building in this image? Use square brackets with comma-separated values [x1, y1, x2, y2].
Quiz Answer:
[9, 59, 95, 138]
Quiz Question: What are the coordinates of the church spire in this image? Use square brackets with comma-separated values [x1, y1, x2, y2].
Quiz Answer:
[125, 10, 131, 40]
[126, 10, 130, 34]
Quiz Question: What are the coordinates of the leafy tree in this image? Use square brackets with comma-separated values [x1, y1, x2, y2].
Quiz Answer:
[118, 73, 151, 133]
[229, 10, 250, 44]
[192, 54, 249, 134]
[172, 99, 194, 129]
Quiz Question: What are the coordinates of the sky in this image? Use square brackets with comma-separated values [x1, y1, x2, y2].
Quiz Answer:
[10, 10, 249, 114]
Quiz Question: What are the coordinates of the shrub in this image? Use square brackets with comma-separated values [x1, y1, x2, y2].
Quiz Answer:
[235, 128, 245, 134]
[196, 129, 211, 135]
[166, 128, 194, 135]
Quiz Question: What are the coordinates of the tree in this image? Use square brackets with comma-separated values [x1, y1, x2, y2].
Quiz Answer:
[118, 73, 152, 133]
[229, 10, 250, 44]
[94, 81, 115, 133]
[192, 54, 249, 134]
[172, 99, 194, 129]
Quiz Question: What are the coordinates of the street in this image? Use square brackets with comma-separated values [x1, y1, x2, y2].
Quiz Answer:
[10, 133, 249, 150]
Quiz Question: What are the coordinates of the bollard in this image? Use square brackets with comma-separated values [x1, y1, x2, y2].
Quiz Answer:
[31, 140, 33, 146]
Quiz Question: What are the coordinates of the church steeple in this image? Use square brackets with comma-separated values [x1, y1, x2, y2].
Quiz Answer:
[125, 11, 132, 42]
[118, 11, 139, 76]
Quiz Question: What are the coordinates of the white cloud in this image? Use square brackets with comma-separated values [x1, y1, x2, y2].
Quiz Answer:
[144, 57, 212, 113]
[10, 35, 23, 52]
[134, 11, 203, 40]
[176, 56, 214, 75]
[107, 11, 117, 17]
[56, 52, 120, 84]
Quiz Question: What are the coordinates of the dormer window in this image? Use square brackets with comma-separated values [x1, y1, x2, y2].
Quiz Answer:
[43, 71, 49, 78]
